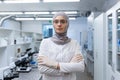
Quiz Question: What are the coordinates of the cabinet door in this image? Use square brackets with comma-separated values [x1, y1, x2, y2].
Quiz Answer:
[94, 13, 106, 80]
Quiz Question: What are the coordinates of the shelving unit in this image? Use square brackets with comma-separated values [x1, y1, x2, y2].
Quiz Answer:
[13, 31, 42, 57]
[117, 8, 120, 72]
[0, 26, 42, 69]
[0, 28, 41, 46]
[33, 33, 42, 42]
[105, 2, 120, 80]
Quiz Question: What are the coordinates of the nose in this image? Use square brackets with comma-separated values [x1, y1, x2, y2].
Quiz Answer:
[57, 22, 62, 26]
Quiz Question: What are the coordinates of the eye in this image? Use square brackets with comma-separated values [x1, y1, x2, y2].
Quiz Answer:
[53, 20, 59, 24]
[53, 19, 67, 24]
[60, 20, 66, 24]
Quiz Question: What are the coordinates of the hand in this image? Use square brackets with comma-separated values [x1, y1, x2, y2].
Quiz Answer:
[70, 54, 83, 63]
[37, 55, 58, 69]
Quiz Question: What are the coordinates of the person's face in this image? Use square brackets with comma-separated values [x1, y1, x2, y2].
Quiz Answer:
[53, 16, 68, 34]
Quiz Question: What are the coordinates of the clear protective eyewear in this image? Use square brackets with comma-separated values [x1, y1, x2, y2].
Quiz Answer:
[53, 19, 67, 24]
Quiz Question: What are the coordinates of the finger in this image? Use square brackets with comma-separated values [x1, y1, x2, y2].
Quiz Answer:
[73, 56, 83, 60]
[74, 57, 83, 61]
[37, 57, 43, 60]
[76, 55, 83, 59]
[38, 62, 45, 66]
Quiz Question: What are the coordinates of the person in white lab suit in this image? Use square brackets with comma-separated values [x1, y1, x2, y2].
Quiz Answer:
[37, 12, 85, 80]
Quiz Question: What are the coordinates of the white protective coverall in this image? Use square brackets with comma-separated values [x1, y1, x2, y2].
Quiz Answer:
[38, 38, 85, 80]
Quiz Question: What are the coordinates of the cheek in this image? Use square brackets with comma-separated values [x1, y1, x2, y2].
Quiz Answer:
[53, 26, 57, 31]
[64, 25, 68, 31]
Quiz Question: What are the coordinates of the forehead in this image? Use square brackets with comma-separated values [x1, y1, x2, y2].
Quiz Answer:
[54, 16, 66, 20]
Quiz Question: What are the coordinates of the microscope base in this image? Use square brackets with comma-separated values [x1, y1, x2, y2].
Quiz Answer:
[16, 67, 31, 73]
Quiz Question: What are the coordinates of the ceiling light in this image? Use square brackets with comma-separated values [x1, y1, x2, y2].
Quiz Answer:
[43, 0, 80, 2]
[3, 0, 39, 3]
[35, 18, 53, 20]
[15, 17, 76, 21]
[118, 16, 120, 18]
[108, 17, 112, 19]
[35, 17, 75, 20]
[117, 10, 120, 12]
[24, 12, 50, 14]
[51, 11, 77, 14]
[64, 11, 77, 14]
[69, 18, 76, 20]
[15, 18, 34, 21]
[68, 14, 78, 17]
[0, 12, 23, 15]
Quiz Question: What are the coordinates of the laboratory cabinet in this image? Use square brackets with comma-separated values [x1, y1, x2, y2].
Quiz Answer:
[117, 8, 120, 72]
[0, 19, 42, 80]
[0, 27, 41, 48]
[93, 1, 120, 80]
[0, 27, 42, 66]
[94, 13, 106, 80]
[106, 1, 120, 80]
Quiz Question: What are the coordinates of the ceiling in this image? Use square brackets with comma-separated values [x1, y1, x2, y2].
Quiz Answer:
[0, 0, 107, 19]
[0, 0, 106, 12]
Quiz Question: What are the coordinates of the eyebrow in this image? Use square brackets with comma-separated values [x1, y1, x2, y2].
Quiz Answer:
[54, 19, 66, 20]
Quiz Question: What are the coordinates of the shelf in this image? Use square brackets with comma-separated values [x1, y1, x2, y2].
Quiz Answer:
[0, 27, 12, 30]
[21, 30, 42, 35]
[108, 24, 112, 31]
[0, 45, 7, 48]
[15, 42, 31, 45]
[0, 28, 12, 37]
[0, 46, 7, 50]
[35, 41, 41, 43]
[108, 51, 112, 66]
[87, 53, 94, 62]
[117, 54, 120, 73]
[0, 28, 42, 48]
[117, 29, 120, 31]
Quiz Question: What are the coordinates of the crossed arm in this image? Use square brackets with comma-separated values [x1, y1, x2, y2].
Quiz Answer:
[37, 53, 85, 74]
[37, 39, 85, 75]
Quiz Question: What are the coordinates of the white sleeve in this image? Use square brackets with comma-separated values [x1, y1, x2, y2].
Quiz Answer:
[38, 65, 60, 75]
[59, 60, 85, 73]
[38, 39, 60, 75]
[59, 41, 85, 73]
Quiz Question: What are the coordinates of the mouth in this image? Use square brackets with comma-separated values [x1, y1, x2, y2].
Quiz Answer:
[57, 28, 63, 30]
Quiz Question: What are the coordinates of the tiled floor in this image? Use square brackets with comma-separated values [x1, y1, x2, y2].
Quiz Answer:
[13, 67, 93, 80]
[13, 68, 40, 80]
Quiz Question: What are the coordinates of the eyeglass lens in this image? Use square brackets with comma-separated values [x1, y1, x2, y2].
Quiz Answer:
[53, 19, 67, 24]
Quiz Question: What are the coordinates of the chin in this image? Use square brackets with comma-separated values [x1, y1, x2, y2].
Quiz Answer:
[56, 31, 63, 34]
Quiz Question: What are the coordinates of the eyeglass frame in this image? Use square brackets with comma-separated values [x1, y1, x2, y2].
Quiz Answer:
[53, 19, 67, 24]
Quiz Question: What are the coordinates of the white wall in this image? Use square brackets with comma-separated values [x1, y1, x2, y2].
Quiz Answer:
[69, 17, 88, 47]
[22, 21, 42, 34]
[2, 20, 20, 30]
